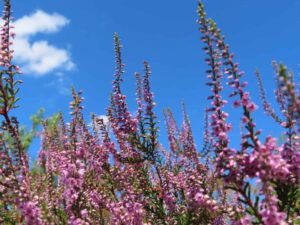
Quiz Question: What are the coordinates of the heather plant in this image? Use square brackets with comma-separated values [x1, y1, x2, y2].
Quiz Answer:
[0, 0, 299, 225]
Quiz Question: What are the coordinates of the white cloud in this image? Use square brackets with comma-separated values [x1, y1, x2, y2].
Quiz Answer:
[88, 115, 110, 131]
[12, 10, 75, 76]
[97, 115, 109, 127]
[14, 10, 69, 37]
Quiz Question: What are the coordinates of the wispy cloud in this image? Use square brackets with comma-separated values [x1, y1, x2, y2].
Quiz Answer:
[12, 10, 75, 76]
[45, 72, 72, 95]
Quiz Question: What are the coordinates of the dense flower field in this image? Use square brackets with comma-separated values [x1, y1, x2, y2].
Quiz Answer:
[0, 0, 299, 224]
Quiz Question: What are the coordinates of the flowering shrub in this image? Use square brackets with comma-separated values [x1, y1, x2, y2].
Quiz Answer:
[0, 0, 299, 224]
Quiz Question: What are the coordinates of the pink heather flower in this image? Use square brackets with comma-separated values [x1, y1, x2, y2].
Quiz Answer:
[21, 201, 43, 225]
[280, 121, 287, 127]
[194, 192, 218, 212]
[218, 132, 228, 141]
[260, 185, 287, 225]
[245, 137, 290, 181]
[241, 92, 250, 106]
[242, 116, 249, 124]
[233, 100, 241, 108]
[235, 215, 252, 225]
[0, 0, 14, 69]
[80, 209, 88, 217]
[247, 103, 257, 112]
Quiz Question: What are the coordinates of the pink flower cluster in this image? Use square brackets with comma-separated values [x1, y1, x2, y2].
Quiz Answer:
[0, 0, 299, 224]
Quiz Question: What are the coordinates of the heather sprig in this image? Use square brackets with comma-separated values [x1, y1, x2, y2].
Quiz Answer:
[198, 1, 299, 224]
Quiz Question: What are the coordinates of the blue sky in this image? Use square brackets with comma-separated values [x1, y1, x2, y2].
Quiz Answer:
[9, 0, 300, 158]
